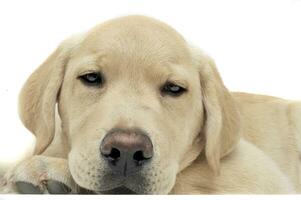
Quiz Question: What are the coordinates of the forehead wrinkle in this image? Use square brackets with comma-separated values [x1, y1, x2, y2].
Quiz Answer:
[91, 38, 183, 72]
[81, 17, 191, 67]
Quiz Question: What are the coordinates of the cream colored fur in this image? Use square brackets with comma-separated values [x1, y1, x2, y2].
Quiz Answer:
[0, 15, 300, 194]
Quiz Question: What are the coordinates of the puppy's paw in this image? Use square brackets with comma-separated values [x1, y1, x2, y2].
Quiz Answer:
[1, 155, 79, 194]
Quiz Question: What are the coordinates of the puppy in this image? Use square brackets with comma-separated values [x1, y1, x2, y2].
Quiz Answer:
[1, 15, 300, 194]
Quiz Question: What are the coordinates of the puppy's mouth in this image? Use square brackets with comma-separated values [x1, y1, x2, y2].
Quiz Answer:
[99, 186, 137, 194]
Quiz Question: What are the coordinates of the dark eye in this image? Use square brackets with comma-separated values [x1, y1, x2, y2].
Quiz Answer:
[79, 72, 103, 86]
[161, 82, 187, 97]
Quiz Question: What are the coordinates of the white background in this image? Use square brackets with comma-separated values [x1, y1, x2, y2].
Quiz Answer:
[0, 0, 301, 174]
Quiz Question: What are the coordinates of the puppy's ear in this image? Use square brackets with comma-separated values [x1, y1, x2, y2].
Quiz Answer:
[193, 49, 241, 174]
[18, 35, 84, 155]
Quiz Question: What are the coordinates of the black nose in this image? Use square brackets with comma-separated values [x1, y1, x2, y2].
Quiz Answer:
[100, 128, 153, 176]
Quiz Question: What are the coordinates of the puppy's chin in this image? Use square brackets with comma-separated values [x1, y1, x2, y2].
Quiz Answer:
[99, 186, 138, 194]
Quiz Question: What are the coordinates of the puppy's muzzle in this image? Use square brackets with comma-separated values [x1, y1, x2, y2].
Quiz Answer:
[100, 128, 153, 176]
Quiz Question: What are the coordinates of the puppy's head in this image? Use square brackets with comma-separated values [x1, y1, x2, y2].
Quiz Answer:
[19, 15, 240, 194]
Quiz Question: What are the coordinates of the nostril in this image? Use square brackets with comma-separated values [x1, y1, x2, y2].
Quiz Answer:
[110, 148, 121, 159]
[133, 150, 143, 162]
[103, 148, 121, 165]
[133, 150, 150, 164]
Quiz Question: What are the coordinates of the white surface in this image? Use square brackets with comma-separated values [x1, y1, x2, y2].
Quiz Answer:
[0, 0, 300, 170]
[0, 195, 301, 200]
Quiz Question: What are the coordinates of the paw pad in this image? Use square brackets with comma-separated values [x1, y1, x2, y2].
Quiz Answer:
[16, 182, 43, 194]
[15, 180, 71, 194]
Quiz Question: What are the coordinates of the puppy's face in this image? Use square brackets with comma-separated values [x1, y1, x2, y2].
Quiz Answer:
[58, 17, 204, 194]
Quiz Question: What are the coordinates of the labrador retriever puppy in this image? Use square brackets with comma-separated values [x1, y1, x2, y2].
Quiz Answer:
[1, 15, 301, 194]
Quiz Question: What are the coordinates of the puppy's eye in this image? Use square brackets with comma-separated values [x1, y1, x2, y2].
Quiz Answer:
[161, 82, 187, 97]
[79, 72, 103, 86]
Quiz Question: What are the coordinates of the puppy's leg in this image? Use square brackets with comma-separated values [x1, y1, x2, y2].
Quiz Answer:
[0, 155, 79, 194]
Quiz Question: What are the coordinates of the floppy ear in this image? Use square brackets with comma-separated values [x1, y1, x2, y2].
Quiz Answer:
[18, 35, 83, 155]
[196, 51, 241, 174]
